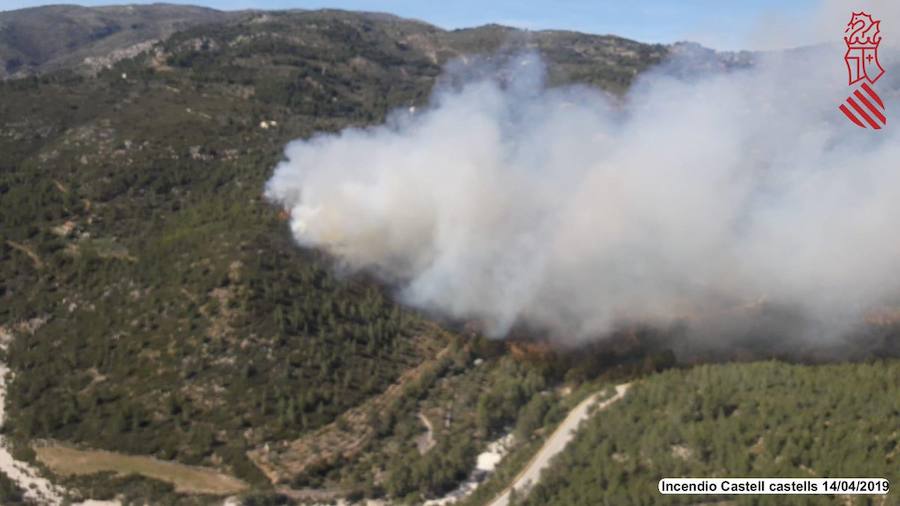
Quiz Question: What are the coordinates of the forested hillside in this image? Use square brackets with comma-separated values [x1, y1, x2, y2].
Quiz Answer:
[0, 9, 451, 493]
[0, 8, 678, 504]
[1, 6, 895, 506]
[522, 361, 900, 506]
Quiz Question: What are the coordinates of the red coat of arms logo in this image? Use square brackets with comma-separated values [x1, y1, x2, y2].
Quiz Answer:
[839, 12, 887, 129]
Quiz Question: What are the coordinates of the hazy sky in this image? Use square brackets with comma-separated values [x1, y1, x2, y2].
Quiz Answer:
[1, 0, 823, 50]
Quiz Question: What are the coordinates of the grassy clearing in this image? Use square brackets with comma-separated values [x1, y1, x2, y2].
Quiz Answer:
[35, 444, 248, 495]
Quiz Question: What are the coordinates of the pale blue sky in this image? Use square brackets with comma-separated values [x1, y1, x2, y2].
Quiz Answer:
[1, 0, 823, 50]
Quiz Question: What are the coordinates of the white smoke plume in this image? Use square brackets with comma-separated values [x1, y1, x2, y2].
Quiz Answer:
[265, 39, 900, 348]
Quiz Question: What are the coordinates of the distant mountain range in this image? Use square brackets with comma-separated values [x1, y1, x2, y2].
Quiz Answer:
[0, 4, 237, 78]
[0, 3, 759, 82]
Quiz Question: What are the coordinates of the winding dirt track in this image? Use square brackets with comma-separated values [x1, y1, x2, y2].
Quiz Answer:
[486, 383, 630, 506]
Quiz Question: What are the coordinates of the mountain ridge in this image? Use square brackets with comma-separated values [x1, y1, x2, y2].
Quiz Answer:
[0, 3, 238, 78]
[1, 3, 755, 82]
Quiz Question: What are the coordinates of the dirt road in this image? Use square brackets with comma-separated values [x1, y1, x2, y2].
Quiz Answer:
[486, 383, 630, 506]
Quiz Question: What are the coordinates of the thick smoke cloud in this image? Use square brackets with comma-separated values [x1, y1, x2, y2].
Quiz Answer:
[265, 44, 900, 347]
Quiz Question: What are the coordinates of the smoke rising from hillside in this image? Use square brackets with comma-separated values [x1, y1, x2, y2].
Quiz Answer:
[265, 47, 900, 348]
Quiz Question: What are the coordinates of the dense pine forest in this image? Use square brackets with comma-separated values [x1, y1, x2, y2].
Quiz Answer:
[522, 362, 900, 506]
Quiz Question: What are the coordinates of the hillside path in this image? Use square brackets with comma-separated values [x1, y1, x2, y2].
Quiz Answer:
[486, 383, 631, 506]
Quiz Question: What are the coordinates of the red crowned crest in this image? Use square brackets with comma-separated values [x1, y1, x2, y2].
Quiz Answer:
[844, 12, 882, 46]
[844, 11, 884, 84]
